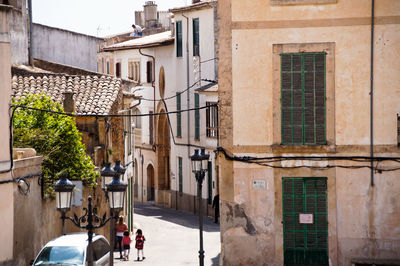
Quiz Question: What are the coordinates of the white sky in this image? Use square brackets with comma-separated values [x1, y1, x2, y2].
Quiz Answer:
[32, 0, 188, 37]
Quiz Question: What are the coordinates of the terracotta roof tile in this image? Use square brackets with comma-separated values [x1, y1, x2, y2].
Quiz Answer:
[12, 74, 122, 115]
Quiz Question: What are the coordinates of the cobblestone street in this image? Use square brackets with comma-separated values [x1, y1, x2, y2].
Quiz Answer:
[114, 202, 220, 266]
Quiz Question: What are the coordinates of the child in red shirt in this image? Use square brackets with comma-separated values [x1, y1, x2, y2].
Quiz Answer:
[135, 229, 146, 261]
[122, 231, 131, 261]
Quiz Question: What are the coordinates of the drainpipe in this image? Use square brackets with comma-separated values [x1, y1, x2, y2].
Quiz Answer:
[28, 0, 34, 66]
[141, 152, 144, 202]
[182, 14, 191, 158]
[370, 0, 375, 186]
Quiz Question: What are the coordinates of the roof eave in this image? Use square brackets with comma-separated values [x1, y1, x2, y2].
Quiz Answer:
[102, 39, 174, 52]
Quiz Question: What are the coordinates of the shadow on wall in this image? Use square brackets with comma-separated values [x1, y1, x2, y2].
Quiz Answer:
[134, 202, 220, 233]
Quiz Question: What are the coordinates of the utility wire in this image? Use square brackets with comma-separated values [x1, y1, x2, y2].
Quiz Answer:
[139, 79, 217, 102]
[217, 147, 400, 172]
[11, 103, 217, 118]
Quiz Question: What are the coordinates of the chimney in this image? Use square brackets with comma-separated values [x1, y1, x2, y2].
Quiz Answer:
[144, 1, 158, 29]
[63, 90, 76, 114]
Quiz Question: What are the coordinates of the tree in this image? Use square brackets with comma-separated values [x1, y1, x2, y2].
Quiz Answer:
[13, 94, 98, 195]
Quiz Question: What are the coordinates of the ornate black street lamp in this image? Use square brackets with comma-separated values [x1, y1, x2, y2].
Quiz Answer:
[190, 148, 210, 266]
[55, 162, 127, 266]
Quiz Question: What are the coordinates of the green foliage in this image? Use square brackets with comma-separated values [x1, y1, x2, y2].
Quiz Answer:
[13, 94, 98, 195]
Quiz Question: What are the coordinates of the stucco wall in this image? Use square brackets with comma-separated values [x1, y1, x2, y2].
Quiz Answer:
[33, 23, 102, 71]
[12, 156, 111, 265]
[0, 6, 14, 266]
[218, 0, 400, 265]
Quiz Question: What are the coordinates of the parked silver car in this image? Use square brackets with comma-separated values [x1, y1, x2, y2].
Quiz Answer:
[32, 233, 110, 266]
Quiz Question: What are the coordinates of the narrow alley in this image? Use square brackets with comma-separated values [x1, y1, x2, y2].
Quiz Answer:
[114, 202, 220, 266]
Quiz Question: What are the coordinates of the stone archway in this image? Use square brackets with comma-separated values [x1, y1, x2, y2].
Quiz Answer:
[147, 164, 155, 201]
[156, 111, 170, 195]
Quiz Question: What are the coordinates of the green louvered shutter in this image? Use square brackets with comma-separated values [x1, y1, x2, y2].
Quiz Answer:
[177, 92, 181, 137]
[176, 21, 182, 57]
[178, 157, 183, 193]
[281, 53, 326, 145]
[193, 18, 200, 56]
[283, 177, 328, 265]
[195, 93, 200, 140]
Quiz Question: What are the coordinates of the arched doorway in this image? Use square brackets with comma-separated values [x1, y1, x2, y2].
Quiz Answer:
[156, 111, 170, 195]
[147, 164, 155, 201]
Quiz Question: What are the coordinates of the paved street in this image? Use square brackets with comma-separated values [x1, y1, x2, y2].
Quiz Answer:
[113, 202, 221, 266]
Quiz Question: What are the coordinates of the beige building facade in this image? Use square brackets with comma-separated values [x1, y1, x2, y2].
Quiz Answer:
[0, 5, 14, 265]
[218, 0, 400, 265]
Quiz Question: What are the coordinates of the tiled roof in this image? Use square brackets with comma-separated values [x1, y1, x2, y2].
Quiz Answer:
[103, 31, 173, 51]
[12, 74, 122, 115]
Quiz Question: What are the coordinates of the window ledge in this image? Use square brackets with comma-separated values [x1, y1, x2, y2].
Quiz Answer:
[271, 144, 337, 153]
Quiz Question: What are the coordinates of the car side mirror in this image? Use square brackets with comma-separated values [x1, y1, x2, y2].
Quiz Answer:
[30, 259, 34, 265]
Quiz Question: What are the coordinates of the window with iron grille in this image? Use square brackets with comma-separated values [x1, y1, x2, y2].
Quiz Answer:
[177, 92, 182, 138]
[206, 102, 218, 138]
[176, 21, 183, 57]
[281, 52, 326, 145]
[195, 93, 200, 140]
[193, 18, 200, 56]
[178, 157, 183, 194]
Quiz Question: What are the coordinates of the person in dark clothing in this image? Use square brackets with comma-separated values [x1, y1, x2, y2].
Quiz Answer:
[212, 194, 220, 223]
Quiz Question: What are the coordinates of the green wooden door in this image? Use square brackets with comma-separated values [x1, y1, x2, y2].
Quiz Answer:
[282, 177, 328, 266]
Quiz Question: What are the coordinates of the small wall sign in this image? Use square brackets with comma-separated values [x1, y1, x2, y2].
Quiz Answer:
[252, 179, 266, 190]
[299, 213, 313, 224]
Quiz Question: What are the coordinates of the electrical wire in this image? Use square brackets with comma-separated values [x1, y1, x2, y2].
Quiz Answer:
[217, 147, 400, 172]
[11, 103, 217, 118]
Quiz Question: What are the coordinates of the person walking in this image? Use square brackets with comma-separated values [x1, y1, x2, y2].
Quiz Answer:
[116, 216, 128, 259]
[122, 231, 132, 261]
[212, 193, 220, 224]
[135, 229, 146, 261]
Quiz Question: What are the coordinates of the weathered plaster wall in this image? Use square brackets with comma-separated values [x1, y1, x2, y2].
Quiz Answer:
[218, 0, 400, 265]
[12, 156, 111, 265]
[33, 23, 101, 71]
[0, 6, 14, 266]
[8, 5, 28, 65]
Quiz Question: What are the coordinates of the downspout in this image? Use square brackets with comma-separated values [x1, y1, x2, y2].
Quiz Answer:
[370, 0, 375, 186]
[28, 0, 33, 66]
[182, 13, 191, 158]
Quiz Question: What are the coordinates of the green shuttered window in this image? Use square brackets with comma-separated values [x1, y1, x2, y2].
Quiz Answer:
[177, 92, 181, 137]
[176, 21, 182, 57]
[193, 18, 200, 56]
[281, 53, 326, 145]
[282, 177, 328, 265]
[195, 93, 200, 140]
[178, 157, 183, 193]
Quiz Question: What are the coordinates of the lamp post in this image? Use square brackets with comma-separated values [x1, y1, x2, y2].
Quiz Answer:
[190, 148, 209, 266]
[55, 162, 127, 266]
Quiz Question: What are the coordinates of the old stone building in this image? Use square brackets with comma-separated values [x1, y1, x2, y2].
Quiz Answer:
[218, 0, 400, 265]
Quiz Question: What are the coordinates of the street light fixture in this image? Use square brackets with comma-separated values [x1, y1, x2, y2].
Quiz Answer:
[190, 148, 209, 266]
[54, 172, 75, 212]
[55, 162, 127, 266]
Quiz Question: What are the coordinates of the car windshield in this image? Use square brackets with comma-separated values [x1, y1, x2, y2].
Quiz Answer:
[34, 246, 84, 265]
